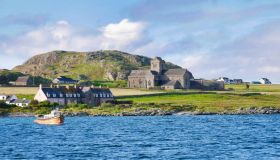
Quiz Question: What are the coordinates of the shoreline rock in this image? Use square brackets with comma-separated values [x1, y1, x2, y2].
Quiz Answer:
[2, 107, 280, 117]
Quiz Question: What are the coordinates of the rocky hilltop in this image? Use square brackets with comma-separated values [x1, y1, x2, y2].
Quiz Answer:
[13, 50, 180, 80]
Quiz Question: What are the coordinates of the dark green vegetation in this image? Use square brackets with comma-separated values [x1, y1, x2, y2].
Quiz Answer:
[13, 50, 180, 80]
[79, 80, 127, 88]
[0, 100, 57, 116]
[0, 70, 23, 85]
[0, 69, 51, 86]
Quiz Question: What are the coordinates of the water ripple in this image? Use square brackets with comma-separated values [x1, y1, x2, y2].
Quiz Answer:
[1, 115, 280, 159]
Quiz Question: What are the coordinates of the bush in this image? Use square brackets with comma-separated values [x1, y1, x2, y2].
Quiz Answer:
[100, 103, 114, 108]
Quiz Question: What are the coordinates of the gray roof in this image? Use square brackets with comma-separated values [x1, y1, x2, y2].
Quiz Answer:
[16, 76, 30, 83]
[53, 76, 78, 83]
[13, 99, 31, 104]
[163, 69, 188, 76]
[41, 86, 114, 98]
[129, 70, 157, 77]
[162, 80, 181, 87]
[41, 86, 83, 98]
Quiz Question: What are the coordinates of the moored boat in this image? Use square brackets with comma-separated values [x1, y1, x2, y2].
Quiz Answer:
[34, 109, 64, 125]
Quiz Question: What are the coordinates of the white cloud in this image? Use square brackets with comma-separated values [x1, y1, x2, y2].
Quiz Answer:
[258, 66, 280, 73]
[101, 19, 146, 49]
[0, 19, 147, 69]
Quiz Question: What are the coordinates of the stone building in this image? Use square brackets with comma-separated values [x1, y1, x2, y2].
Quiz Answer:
[128, 57, 194, 89]
[15, 76, 32, 86]
[34, 85, 114, 106]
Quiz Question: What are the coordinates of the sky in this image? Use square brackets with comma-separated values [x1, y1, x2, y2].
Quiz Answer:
[1, 0, 280, 83]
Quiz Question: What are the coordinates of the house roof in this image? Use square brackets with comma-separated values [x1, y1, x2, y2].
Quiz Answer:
[40, 86, 114, 98]
[54, 76, 78, 82]
[162, 80, 180, 86]
[16, 76, 30, 83]
[129, 70, 157, 77]
[82, 87, 114, 96]
[41, 86, 83, 98]
[13, 99, 31, 104]
[163, 69, 188, 76]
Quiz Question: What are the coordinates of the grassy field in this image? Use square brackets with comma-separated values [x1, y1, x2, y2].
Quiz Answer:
[118, 93, 280, 113]
[0, 87, 163, 97]
[0, 87, 38, 95]
[225, 84, 280, 92]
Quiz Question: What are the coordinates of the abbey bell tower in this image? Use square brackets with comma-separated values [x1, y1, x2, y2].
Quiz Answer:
[151, 57, 165, 74]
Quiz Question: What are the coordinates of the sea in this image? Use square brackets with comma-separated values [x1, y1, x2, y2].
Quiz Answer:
[1, 115, 280, 160]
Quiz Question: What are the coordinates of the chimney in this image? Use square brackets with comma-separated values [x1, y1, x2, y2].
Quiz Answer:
[91, 85, 94, 88]
[50, 84, 53, 88]
[99, 85, 102, 88]
[66, 85, 70, 89]
[39, 84, 42, 89]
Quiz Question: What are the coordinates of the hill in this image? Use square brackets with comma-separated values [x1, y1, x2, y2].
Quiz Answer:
[13, 50, 180, 80]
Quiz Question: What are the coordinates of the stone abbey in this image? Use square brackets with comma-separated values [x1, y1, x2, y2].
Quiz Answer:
[128, 57, 194, 89]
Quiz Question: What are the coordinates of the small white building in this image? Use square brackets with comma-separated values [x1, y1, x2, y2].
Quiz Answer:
[259, 78, 272, 84]
[0, 95, 17, 104]
[10, 99, 31, 107]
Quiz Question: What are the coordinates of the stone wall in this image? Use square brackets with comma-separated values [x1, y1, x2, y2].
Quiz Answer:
[190, 79, 224, 90]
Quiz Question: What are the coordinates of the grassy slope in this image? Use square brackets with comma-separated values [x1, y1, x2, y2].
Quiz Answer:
[118, 93, 280, 113]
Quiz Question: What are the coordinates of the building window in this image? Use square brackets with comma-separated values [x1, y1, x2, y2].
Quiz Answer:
[73, 94, 76, 98]
[100, 94, 102, 97]
[95, 94, 99, 98]
[60, 94, 63, 98]
[77, 94, 80, 97]
[53, 94, 56, 97]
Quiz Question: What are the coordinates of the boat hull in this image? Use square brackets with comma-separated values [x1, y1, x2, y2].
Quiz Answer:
[34, 116, 64, 125]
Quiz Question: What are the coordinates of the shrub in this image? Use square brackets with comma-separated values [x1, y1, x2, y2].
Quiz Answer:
[101, 102, 114, 108]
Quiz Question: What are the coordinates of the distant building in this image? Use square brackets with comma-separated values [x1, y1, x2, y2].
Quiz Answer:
[0, 94, 30, 107]
[251, 81, 261, 84]
[15, 76, 32, 86]
[128, 57, 193, 89]
[52, 76, 78, 84]
[217, 77, 230, 84]
[233, 79, 243, 84]
[10, 99, 31, 107]
[259, 78, 272, 84]
[34, 85, 114, 106]
[0, 95, 17, 103]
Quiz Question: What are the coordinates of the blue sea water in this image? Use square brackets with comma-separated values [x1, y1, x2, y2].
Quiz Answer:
[1, 115, 280, 160]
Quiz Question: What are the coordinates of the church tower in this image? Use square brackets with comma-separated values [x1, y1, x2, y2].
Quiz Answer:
[150, 57, 165, 74]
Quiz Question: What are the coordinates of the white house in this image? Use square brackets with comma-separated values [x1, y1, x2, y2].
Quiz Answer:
[10, 99, 31, 107]
[259, 78, 272, 84]
[0, 94, 30, 107]
[0, 95, 17, 104]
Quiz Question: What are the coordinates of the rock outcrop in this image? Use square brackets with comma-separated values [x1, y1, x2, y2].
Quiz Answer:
[13, 50, 180, 80]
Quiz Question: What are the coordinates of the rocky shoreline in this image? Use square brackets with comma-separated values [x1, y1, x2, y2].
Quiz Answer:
[2, 107, 280, 117]
[63, 106, 280, 116]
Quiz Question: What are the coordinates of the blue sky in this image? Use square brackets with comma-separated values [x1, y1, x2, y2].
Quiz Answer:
[1, 0, 280, 83]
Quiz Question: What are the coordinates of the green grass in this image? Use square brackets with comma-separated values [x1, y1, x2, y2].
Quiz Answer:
[16, 94, 35, 100]
[225, 84, 280, 92]
[118, 93, 280, 113]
